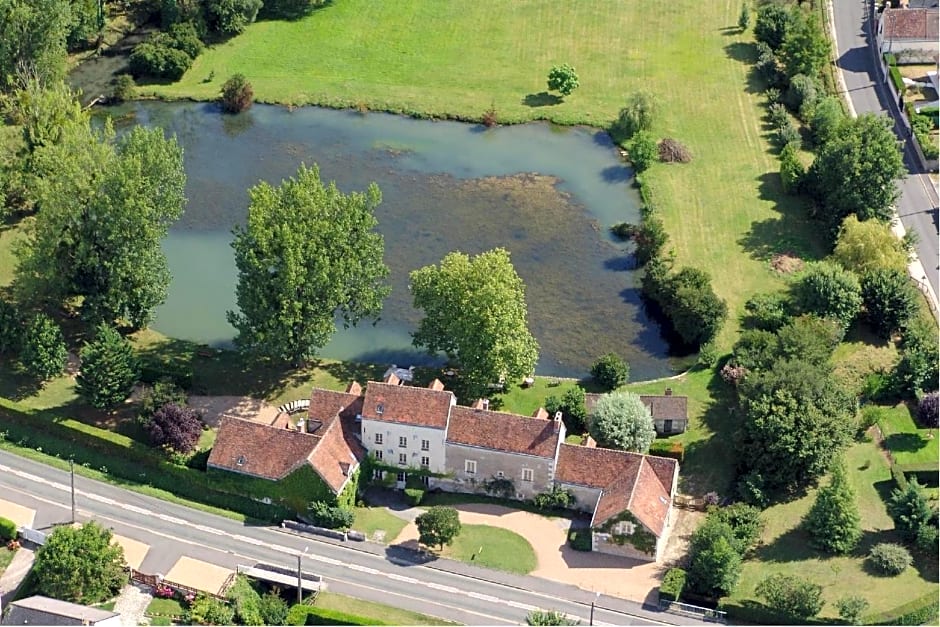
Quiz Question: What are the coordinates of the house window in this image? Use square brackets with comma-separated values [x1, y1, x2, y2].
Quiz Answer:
[396, 472, 406, 483]
[374, 433, 383, 445]
[465, 460, 477, 475]
[398, 453, 407, 465]
[421, 456, 430, 468]
[421, 475, 430, 487]
[496, 471, 505, 479]
[663, 420, 673, 433]
[399, 436, 408, 448]
[522, 468, 534, 482]
[374, 450, 383, 461]
[373, 469, 384, 480]
[421, 439, 430, 451]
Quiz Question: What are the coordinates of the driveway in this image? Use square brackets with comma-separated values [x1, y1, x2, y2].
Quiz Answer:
[390, 503, 666, 604]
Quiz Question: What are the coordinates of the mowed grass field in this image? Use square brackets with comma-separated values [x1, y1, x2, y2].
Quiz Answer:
[149, 0, 826, 351]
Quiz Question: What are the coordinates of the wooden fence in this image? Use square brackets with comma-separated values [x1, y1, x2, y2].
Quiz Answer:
[127, 568, 227, 600]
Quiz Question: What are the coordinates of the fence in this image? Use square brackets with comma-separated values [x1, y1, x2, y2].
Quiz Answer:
[127, 568, 227, 600]
[659, 599, 727, 624]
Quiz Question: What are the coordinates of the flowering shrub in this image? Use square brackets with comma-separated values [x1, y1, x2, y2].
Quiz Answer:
[7, 539, 21, 551]
[154, 584, 175, 598]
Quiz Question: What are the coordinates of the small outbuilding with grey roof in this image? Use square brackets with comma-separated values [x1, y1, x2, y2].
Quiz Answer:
[2, 596, 121, 627]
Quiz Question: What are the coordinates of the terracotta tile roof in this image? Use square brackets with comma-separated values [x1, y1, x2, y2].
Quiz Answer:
[308, 415, 363, 492]
[585, 392, 687, 421]
[429, 379, 445, 391]
[308, 388, 363, 425]
[446, 406, 561, 458]
[208, 418, 319, 480]
[361, 381, 453, 429]
[555, 443, 676, 536]
[883, 8, 939, 39]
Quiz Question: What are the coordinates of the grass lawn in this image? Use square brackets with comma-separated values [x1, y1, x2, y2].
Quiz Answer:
[0, 547, 15, 578]
[440, 523, 537, 575]
[146, 597, 186, 618]
[148, 0, 825, 354]
[352, 506, 407, 543]
[314, 590, 457, 626]
[724, 441, 938, 620]
[874, 402, 939, 467]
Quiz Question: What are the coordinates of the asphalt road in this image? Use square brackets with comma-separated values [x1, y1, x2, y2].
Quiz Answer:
[830, 0, 940, 300]
[0, 451, 690, 626]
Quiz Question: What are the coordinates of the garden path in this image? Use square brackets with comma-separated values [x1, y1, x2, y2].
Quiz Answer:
[112, 583, 153, 626]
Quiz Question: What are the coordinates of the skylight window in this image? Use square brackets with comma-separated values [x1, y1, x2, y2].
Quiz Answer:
[376, 403, 384, 415]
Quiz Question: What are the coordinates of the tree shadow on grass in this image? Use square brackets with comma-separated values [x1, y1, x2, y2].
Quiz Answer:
[522, 92, 562, 107]
[754, 526, 820, 563]
[0, 365, 43, 402]
[675, 368, 738, 497]
[884, 432, 930, 455]
[723, 42, 767, 96]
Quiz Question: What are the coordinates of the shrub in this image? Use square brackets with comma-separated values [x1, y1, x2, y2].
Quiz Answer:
[546, 64, 579, 96]
[591, 353, 629, 390]
[754, 1, 794, 51]
[888, 64, 904, 92]
[188, 594, 235, 626]
[308, 501, 354, 529]
[0, 298, 22, 355]
[836, 595, 869, 625]
[768, 102, 790, 128]
[810, 96, 845, 146]
[634, 216, 668, 266]
[627, 130, 658, 172]
[526, 610, 579, 626]
[868, 542, 912, 575]
[743, 292, 790, 332]
[756, 42, 784, 87]
[146, 403, 202, 455]
[532, 486, 575, 511]
[221, 73, 254, 113]
[917, 391, 939, 428]
[755, 573, 824, 620]
[794, 261, 862, 332]
[779, 142, 805, 194]
[614, 91, 658, 142]
[610, 222, 637, 240]
[21, 314, 67, 382]
[111, 74, 135, 103]
[544, 386, 587, 433]
[204, 0, 262, 36]
[697, 340, 719, 367]
[167, 21, 204, 58]
[286, 604, 388, 626]
[660, 568, 686, 602]
[140, 379, 188, 420]
[482, 103, 498, 127]
[658, 138, 692, 163]
[568, 529, 592, 552]
[258, 592, 288, 626]
[784, 74, 818, 117]
[775, 116, 800, 147]
[226, 575, 263, 626]
[403, 488, 424, 506]
[128, 42, 193, 80]
[0, 516, 18, 541]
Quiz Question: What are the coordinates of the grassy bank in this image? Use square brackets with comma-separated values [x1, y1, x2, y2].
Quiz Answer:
[313, 591, 458, 626]
[440, 524, 538, 575]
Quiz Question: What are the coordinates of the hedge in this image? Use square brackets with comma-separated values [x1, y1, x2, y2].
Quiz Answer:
[139, 363, 193, 390]
[659, 568, 686, 602]
[719, 599, 834, 625]
[403, 488, 424, 506]
[649, 439, 685, 463]
[568, 529, 593, 552]
[0, 515, 17, 541]
[888, 65, 905, 93]
[865, 592, 940, 625]
[285, 604, 391, 626]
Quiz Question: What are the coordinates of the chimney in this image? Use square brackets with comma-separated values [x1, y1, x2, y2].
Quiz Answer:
[385, 372, 400, 386]
[553, 411, 563, 435]
[554, 411, 563, 422]
[665, 387, 673, 396]
[297, 418, 305, 433]
[482, 399, 490, 411]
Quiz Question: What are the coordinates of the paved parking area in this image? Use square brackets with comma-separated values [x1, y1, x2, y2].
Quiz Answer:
[111, 533, 150, 570]
[0, 498, 35, 529]
[164, 556, 233, 595]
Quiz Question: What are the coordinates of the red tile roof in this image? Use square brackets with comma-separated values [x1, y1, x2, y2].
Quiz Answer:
[208, 418, 319, 480]
[446, 406, 561, 458]
[308, 415, 363, 492]
[308, 388, 363, 426]
[361, 381, 453, 429]
[883, 8, 939, 40]
[429, 379, 445, 391]
[555, 443, 677, 536]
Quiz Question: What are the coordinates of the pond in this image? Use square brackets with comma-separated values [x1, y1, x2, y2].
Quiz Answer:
[117, 102, 672, 379]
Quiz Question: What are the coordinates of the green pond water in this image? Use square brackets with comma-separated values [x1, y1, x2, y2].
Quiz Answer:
[122, 102, 671, 379]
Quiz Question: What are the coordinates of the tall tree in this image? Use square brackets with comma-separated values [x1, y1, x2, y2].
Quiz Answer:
[32, 521, 127, 603]
[411, 248, 538, 399]
[802, 459, 862, 554]
[146, 402, 203, 455]
[887, 479, 935, 544]
[794, 261, 862, 332]
[686, 517, 743, 598]
[20, 313, 67, 382]
[736, 359, 856, 498]
[807, 114, 905, 236]
[0, 0, 72, 91]
[588, 392, 656, 454]
[753, 1, 795, 51]
[228, 164, 389, 364]
[860, 268, 919, 339]
[76, 324, 139, 409]
[16, 121, 186, 328]
[894, 320, 940, 397]
[779, 11, 830, 78]
[204, 0, 261, 36]
[415, 506, 462, 550]
[833, 215, 910, 275]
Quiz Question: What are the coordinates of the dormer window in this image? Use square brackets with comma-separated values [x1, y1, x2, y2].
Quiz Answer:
[236, 455, 246, 466]
[376, 403, 384, 415]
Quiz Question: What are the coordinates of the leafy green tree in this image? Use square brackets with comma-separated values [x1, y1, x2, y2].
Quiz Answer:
[779, 11, 830, 78]
[627, 130, 657, 172]
[258, 592, 288, 626]
[686, 517, 743, 598]
[754, 2, 795, 51]
[807, 114, 905, 235]
[220, 73, 253, 113]
[67, 0, 103, 51]
[778, 142, 804, 194]
[755, 573, 824, 620]
[260, 0, 325, 19]
[738, 3, 750, 31]
[0, 298, 22, 355]
[794, 261, 862, 332]
[5, 79, 87, 155]
[731, 328, 779, 373]
[836, 595, 869, 625]
[590, 353, 629, 390]
[776, 315, 843, 365]
[634, 215, 669, 266]
[613, 91, 658, 142]
[17, 121, 185, 328]
[662, 267, 728, 347]
[204, 0, 261, 36]
[146, 402, 204, 455]
[868, 542, 912, 575]
[76, 324, 139, 409]
[33, 521, 127, 603]
[737, 359, 856, 497]
[0, 0, 72, 90]
[810, 96, 845, 145]
[229, 164, 389, 365]
[743, 292, 790, 332]
[588, 392, 656, 454]
[887, 479, 935, 544]
[545, 386, 588, 433]
[860, 268, 919, 339]
[710, 503, 764, 555]
[547, 64, 579, 96]
[188, 594, 235, 625]
[802, 460, 862, 554]
[20, 313, 67, 382]
[894, 320, 940, 396]
[411, 248, 538, 400]
[128, 41, 192, 80]
[527, 610, 579, 626]
[415, 506, 461, 550]
[834, 215, 910, 275]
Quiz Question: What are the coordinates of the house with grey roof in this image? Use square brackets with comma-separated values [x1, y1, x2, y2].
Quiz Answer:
[2, 596, 121, 627]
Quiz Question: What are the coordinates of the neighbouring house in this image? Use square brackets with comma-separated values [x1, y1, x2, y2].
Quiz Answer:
[208, 374, 680, 562]
[1, 596, 121, 627]
[585, 389, 689, 435]
[207, 383, 365, 511]
[877, 7, 940, 54]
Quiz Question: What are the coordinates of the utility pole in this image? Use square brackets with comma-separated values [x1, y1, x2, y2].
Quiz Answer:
[590, 592, 600, 626]
[70, 459, 76, 524]
[296, 546, 308, 605]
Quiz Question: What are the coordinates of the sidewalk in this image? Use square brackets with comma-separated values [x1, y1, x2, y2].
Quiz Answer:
[0, 545, 36, 611]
